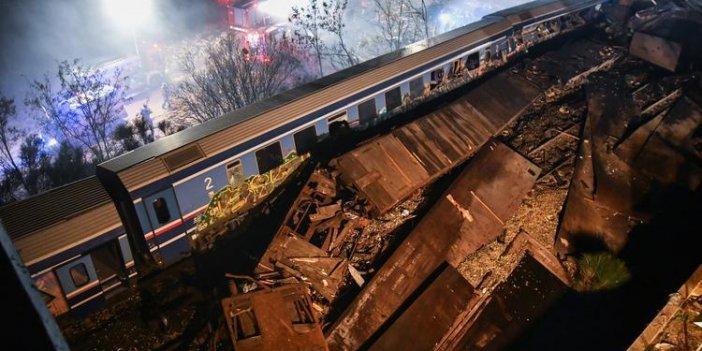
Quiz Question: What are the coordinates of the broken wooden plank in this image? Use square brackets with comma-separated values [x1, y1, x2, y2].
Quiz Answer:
[309, 203, 341, 222]
[347, 264, 365, 288]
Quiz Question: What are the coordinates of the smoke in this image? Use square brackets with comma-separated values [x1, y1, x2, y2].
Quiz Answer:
[0, 0, 220, 122]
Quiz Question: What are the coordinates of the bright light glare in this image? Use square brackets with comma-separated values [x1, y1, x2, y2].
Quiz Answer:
[103, 0, 155, 28]
[47, 138, 59, 148]
[439, 13, 452, 24]
[258, 0, 308, 20]
[247, 32, 261, 45]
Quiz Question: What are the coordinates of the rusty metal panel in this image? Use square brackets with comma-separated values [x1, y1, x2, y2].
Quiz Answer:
[221, 284, 328, 351]
[632, 96, 702, 188]
[629, 32, 682, 72]
[452, 254, 567, 350]
[325, 141, 540, 351]
[332, 72, 540, 214]
[256, 228, 347, 302]
[368, 265, 474, 351]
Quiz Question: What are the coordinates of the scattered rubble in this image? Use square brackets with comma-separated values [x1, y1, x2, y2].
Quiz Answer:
[248, 167, 425, 321]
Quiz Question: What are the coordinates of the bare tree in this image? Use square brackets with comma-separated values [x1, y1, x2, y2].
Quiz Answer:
[0, 94, 28, 193]
[171, 34, 303, 125]
[321, 0, 358, 69]
[360, 0, 444, 58]
[371, 0, 418, 52]
[26, 60, 128, 162]
[18, 134, 51, 196]
[290, 0, 327, 77]
[408, 0, 430, 40]
[290, 0, 360, 72]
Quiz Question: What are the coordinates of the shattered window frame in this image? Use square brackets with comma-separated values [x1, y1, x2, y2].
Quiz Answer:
[226, 159, 245, 187]
[385, 87, 402, 113]
[293, 125, 318, 156]
[409, 77, 424, 98]
[358, 98, 377, 123]
[466, 51, 480, 70]
[255, 142, 284, 174]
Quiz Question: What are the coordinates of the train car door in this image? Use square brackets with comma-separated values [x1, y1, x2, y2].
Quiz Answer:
[142, 188, 189, 266]
[55, 255, 103, 313]
[89, 240, 128, 298]
[173, 162, 229, 230]
[226, 159, 245, 187]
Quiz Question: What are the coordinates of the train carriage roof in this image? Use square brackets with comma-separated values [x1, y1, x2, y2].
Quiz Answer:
[486, 0, 604, 26]
[99, 0, 602, 193]
[98, 17, 507, 186]
[0, 177, 123, 269]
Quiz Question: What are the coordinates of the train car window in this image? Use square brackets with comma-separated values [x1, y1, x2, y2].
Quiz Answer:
[466, 52, 480, 70]
[409, 77, 424, 99]
[484, 50, 492, 62]
[152, 198, 171, 225]
[385, 87, 402, 112]
[69, 263, 90, 287]
[327, 112, 348, 135]
[293, 126, 317, 155]
[226, 160, 245, 187]
[358, 99, 377, 123]
[455, 59, 465, 76]
[255, 142, 284, 174]
[430, 68, 444, 90]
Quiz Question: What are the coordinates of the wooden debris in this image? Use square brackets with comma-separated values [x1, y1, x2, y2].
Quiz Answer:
[309, 203, 341, 222]
[248, 166, 424, 320]
[347, 265, 365, 288]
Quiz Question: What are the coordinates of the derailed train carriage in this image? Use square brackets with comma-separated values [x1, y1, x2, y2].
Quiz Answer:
[0, 0, 607, 317]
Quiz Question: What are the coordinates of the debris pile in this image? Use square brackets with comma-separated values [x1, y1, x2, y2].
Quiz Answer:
[244, 167, 423, 320]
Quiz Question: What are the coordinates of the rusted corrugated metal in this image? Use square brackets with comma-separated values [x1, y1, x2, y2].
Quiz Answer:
[115, 20, 512, 192]
[332, 71, 540, 214]
[325, 141, 540, 351]
[221, 284, 328, 351]
[368, 265, 474, 351]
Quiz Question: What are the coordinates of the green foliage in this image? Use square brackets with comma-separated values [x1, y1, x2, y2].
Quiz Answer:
[47, 141, 93, 187]
[19, 134, 51, 195]
[114, 123, 140, 152]
[574, 252, 631, 291]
